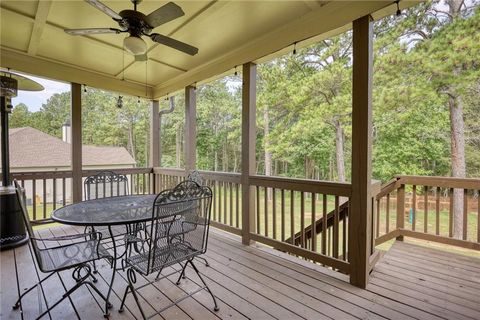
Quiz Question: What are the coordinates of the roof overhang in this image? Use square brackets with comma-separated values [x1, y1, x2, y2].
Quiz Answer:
[0, 1, 421, 100]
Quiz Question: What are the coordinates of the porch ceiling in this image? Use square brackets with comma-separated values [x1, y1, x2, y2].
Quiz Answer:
[0, 1, 419, 99]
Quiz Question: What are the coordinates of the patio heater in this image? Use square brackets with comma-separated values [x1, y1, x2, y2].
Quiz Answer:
[0, 71, 44, 250]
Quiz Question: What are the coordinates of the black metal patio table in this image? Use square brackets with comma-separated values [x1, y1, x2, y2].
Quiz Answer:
[51, 194, 192, 317]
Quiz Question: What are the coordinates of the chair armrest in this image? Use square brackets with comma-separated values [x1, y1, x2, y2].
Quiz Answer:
[32, 232, 103, 242]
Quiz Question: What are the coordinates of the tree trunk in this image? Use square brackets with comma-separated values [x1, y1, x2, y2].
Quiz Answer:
[449, 94, 466, 239]
[334, 119, 346, 182]
[447, 0, 466, 240]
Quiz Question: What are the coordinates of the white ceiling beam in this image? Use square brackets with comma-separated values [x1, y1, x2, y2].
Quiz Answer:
[1, 47, 154, 98]
[27, 0, 52, 55]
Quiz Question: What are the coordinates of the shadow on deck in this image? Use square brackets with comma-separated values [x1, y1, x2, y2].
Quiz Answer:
[1, 225, 479, 320]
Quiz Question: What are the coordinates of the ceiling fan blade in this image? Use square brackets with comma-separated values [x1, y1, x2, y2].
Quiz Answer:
[64, 28, 123, 35]
[85, 0, 122, 20]
[145, 2, 185, 28]
[150, 33, 198, 56]
[135, 54, 148, 62]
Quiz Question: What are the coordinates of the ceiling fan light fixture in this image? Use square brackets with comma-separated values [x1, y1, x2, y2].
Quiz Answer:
[124, 35, 147, 55]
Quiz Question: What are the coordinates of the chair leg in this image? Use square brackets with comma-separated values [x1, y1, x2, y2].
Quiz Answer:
[84, 281, 112, 309]
[196, 256, 209, 267]
[35, 272, 88, 320]
[12, 272, 55, 309]
[126, 268, 147, 320]
[175, 261, 189, 285]
[118, 286, 130, 313]
[189, 260, 219, 312]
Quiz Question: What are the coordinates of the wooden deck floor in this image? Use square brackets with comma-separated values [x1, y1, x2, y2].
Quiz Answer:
[1, 225, 479, 320]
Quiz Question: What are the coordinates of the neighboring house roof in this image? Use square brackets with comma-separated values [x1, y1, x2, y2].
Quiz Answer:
[1, 127, 136, 168]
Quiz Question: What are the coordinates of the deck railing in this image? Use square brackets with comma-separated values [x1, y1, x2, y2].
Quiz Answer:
[5, 166, 477, 274]
[153, 168, 383, 275]
[2, 167, 154, 224]
[375, 175, 480, 250]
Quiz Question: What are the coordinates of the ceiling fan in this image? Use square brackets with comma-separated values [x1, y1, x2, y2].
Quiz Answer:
[64, 0, 198, 61]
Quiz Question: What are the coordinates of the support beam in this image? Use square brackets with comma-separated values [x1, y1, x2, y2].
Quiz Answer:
[185, 86, 196, 172]
[241, 62, 257, 245]
[27, 0, 52, 55]
[149, 100, 160, 168]
[349, 15, 373, 289]
[71, 83, 82, 203]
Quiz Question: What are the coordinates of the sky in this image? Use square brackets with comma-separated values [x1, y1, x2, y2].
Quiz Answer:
[10, 73, 70, 112]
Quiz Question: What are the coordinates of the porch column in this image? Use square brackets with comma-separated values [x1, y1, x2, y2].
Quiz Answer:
[71, 83, 82, 203]
[185, 85, 196, 172]
[150, 100, 160, 167]
[349, 15, 373, 288]
[241, 62, 256, 245]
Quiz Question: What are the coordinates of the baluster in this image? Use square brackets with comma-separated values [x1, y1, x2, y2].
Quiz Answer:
[281, 189, 285, 242]
[322, 194, 327, 255]
[386, 194, 390, 233]
[343, 200, 348, 261]
[229, 182, 233, 226]
[424, 186, 429, 233]
[436, 187, 440, 235]
[272, 188, 277, 240]
[224, 181, 228, 224]
[218, 181, 223, 223]
[62, 178, 66, 206]
[412, 185, 417, 231]
[256, 185, 260, 234]
[376, 198, 380, 237]
[449, 188, 454, 237]
[236, 183, 240, 228]
[32, 179, 37, 220]
[42, 179, 47, 219]
[311, 192, 316, 253]
[333, 195, 339, 258]
[463, 189, 468, 241]
[300, 192, 305, 248]
[143, 173, 146, 195]
[290, 190, 295, 245]
[477, 192, 480, 243]
[52, 178, 57, 210]
[264, 187, 269, 237]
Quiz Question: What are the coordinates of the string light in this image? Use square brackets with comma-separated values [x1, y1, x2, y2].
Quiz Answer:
[83, 84, 87, 93]
[395, 0, 401, 16]
[117, 96, 123, 109]
[234, 66, 238, 76]
[293, 42, 297, 55]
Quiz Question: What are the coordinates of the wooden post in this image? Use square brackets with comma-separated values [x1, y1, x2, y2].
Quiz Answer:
[150, 100, 160, 193]
[241, 62, 257, 245]
[349, 15, 373, 289]
[71, 83, 82, 203]
[396, 184, 405, 240]
[185, 86, 196, 172]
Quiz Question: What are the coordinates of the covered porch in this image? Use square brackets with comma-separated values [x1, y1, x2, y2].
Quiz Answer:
[1, 0, 480, 319]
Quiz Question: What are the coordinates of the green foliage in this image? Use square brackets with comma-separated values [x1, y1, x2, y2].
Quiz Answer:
[9, 1, 480, 182]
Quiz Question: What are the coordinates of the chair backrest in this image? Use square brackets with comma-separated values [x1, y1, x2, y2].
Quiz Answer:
[145, 180, 212, 274]
[84, 171, 129, 200]
[13, 180, 42, 265]
[186, 170, 203, 185]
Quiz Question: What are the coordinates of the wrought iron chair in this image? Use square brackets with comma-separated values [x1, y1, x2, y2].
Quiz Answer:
[84, 171, 144, 268]
[184, 170, 209, 267]
[119, 180, 219, 319]
[12, 180, 114, 319]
